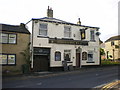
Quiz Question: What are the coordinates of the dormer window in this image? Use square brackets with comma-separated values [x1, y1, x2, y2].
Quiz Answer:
[64, 26, 71, 38]
[39, 24, 48, 36]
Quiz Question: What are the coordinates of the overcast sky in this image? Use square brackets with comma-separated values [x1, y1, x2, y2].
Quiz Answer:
[0, 0, 119, 42]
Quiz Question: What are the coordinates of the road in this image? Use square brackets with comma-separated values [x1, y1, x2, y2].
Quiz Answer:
[2, 66, 119, 88]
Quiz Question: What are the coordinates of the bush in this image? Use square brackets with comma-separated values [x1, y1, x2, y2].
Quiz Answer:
[101, 60, 120, 65]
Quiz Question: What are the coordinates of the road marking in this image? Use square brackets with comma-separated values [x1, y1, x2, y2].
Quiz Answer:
[101, 80, 120, 90]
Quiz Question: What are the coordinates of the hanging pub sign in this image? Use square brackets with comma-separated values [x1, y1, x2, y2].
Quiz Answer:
[81, 29, 86, 39]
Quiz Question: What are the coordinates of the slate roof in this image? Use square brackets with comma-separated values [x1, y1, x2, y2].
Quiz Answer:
[105, 35, 120, 42]
[0, 23, 30, 34]
[32, 17, 99, 29]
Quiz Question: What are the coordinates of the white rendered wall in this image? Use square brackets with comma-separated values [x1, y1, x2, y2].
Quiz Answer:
[32, 20, 100, 67]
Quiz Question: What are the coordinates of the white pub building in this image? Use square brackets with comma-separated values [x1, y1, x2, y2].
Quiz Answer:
[30, 7, 100, 71]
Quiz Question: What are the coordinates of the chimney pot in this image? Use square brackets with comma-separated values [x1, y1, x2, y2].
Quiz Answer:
[77, 18, 81, 25]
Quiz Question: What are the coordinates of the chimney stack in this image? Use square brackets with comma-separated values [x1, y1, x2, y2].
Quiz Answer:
[77, 18, 81, 25]
[47, 6, 53, 18]
[20, 23, 25, 28]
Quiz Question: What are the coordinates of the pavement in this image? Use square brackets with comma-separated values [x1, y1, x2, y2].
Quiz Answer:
[2, 65, 111, 81]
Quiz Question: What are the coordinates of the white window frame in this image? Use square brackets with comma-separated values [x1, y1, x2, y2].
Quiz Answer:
[0, 54, 16, 65]
[1, 33, 8, 43]
[64, 50, 71, 61]
[39, 23, 48, 36]
[64, 26, 71, 38]
[8, 55, 16, 64]
[88, 51, 94, 62]
[0, 33, 16, 44]
[9, 34, 16, 44]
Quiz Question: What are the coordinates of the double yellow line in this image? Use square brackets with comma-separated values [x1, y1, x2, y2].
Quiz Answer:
[101, 80, 120, 90]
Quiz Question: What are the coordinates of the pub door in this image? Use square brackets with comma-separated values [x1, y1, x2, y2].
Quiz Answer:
[33, 55, 49, 72]
[76, 52, 81, 67]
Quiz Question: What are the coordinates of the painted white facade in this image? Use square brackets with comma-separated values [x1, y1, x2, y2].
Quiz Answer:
[31, 17, 100, 69]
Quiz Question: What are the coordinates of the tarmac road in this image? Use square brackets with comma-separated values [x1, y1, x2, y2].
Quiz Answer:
[2, 66, 119, 89]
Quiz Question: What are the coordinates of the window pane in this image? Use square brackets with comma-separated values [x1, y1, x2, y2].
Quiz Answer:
[8, 55, 15, 64]
[2, 33, 8, 43]
[88, 51, 93, 62]
[55, 52, 61, 61]
[64, 50, 71, 61]
[40, 24, 47, 29]
[1, 55, 7, 64]
[40, 30, 47, 36]
[0, 54, 2, 64]
[82, 52, 87, 60]
[64, 27, 71, 38]
[88, 54, 93, 61]
[90, 31, 95, 40]
[39, 24, 47, 36]
[9, 34, 16, 43]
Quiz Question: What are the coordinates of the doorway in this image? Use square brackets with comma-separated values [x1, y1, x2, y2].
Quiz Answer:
[76, 53, 81, 67]
[33, 55, 49, 72]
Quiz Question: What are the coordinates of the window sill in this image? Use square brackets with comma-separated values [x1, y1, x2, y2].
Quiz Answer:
[66, 61, 73, 63]
[90, 40, 96, 42]
[0, 43, 17, 44]
[37, 35, 49, 38]
[86, 61, 95, 63]
[62, 38, 73, 40]
[1, 64, 16, 66]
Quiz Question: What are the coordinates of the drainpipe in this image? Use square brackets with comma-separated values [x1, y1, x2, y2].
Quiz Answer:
[31, 20, 34, 68]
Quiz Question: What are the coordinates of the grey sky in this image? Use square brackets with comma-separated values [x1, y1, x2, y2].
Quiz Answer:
[0, 0, 119, 42]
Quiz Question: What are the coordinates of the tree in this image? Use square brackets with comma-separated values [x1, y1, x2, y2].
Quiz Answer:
[100, 48, 105, 65]
[100, 48, 105, 56]
[20, 42, 31, 66]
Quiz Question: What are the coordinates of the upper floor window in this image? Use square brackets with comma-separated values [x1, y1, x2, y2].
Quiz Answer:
[0, 33, 16, 44]
[90, 30, 95, 41]
[39, 24, 48, 36]
[64, 26, 71, 38]
[9, 34, 16, 43]
[111, 41, 114, 46]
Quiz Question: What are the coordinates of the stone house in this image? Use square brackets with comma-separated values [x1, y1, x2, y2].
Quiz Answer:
[104, 35, 120, 60]
[0, 23, 30, 74]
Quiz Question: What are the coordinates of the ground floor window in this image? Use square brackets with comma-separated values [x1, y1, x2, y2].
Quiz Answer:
[0, 54, 16, 65]
[64, 50, 71, 61]
[88, 51, 93, 62]
[82, 52, 87, 60]
[55, 51, 61, 61]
